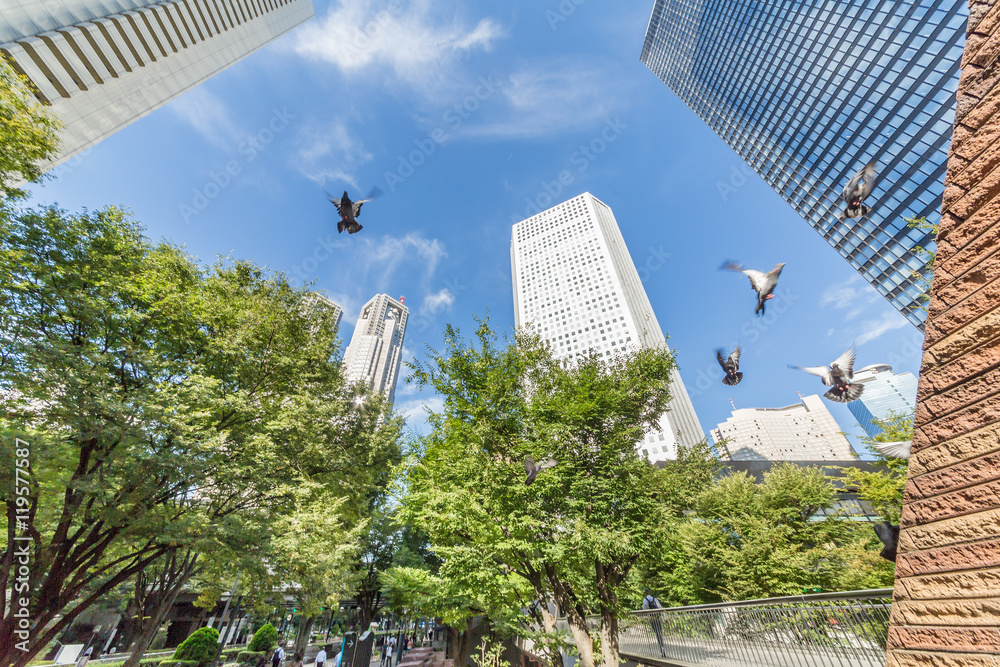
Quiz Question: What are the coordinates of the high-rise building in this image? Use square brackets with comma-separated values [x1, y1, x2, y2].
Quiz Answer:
[847, 363, 918, 437]
[711, 394, 854, 461]
[640, 0, 968, 329]
[301, 292, 343, 338]
[510, 192, 704, 463]
[342, 294, 408, 405]
[0, 0, 314, 167]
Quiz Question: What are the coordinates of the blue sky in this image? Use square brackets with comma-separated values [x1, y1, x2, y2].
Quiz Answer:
[26, 0, 923, 454]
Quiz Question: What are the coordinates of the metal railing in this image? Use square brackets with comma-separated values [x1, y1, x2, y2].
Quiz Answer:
[621, 589, 893, 667]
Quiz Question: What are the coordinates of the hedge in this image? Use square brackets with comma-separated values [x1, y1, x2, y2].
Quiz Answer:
[172, 627, 220, 666]
[235, 651, 266, 666]
[247, 625, 278, 654]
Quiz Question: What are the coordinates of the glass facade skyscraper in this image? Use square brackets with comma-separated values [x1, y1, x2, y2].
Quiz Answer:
[640, 0, 968, 328]
[847, 363, 918, 437]
[0, 0, 314, 167]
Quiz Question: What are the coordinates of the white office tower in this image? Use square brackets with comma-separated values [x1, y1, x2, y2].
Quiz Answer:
[711, 394, 854, 461]
[511, 192, 704, 462]
[0, 0, 314, 167]
[301, 292, 343, 333]
[847, 364, 919, 438]
[342, 294, 408, 405]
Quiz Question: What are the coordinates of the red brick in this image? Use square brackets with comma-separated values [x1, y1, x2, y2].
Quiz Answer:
[888, 627, 1000, 653]
[903, 478, 1000, 524]
[949, 159, 1000, 220]
[953, 115, 1000, 162]
[936, 203, 1000, 273]
[963, 33, 989, 70]
[911, 450, 1000, 499]
[896, 539, 1000, 578]
[924, 284, 1000, 343]
[969, 25, 1000, 69]
[963, 74, 1000, 130]
[955, 90, 983, 126]
[935, 260, 1000, 308]
[920, 366, 1000, 420]
[949, 135, 1000, 192]
[965, 59, 1000, 101]
[972, 1, 1000, 39]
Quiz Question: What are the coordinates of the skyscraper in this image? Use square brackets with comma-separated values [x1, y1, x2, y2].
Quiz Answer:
[847, 363, 918, 437]
[342, 294, 408, 405]
[640, 0, 968, 329]
[711, 394, 854, 461]
[511, 192, 704, 462]
[0, 0, 314, 167]
[301, 292, 343, 333]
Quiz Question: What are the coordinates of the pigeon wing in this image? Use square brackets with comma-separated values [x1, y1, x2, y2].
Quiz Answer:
[729, 346, 741, 367]
[524, 455, 536, 474]
[742, 269, 769, 294]
[791, 365, 835, 385]
[856, 161, 876, 200]
[873, 441, 912, 460]
[831, 345, 858, 377]
[327, 193, 346, 216]
[716, 349, 728, 369]
[539, 457, 557, 470]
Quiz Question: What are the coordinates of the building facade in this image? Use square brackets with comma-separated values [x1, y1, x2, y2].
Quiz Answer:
[511, 192, 704, 463]
[846, 363, 918, 437]
[640, 0, 968, 329]
[711, 394, 854, 461]
[301, 292, 343, 333]
[0, 0, 313, 167]
[342, 294, 407, 405]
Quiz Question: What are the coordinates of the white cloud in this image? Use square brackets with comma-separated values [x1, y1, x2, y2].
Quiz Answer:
[396, 396, 444, 432]
[293, 0, 502, 97]
[292, 119, 373, 189]
[460, 62, 627, 139]
[856, 311, 910, 345]
[421, 288, 455, 316]
[169, 88, 242, 150]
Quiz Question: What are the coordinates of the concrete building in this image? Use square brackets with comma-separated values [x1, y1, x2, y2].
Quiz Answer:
[846, 363, 918, 437]
[711, 394, 854, 461]
[342, 294, 407, 405]
[510, 191, 704, 463]
[0, 0, 314, 167]
[640, 0, 969, 328]
[301, 292, 343, 334]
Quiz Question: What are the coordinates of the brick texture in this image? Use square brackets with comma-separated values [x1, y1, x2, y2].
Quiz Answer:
[887, 1, 1000, 664]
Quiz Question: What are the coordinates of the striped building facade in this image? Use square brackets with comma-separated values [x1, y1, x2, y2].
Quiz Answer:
[0, 0, 313, 166]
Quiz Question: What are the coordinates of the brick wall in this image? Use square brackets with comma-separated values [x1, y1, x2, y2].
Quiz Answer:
[885, 1, 1000, 665]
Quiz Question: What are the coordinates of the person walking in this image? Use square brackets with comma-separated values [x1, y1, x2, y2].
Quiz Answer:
[642, 589, 667, 658]
[271, 644, 286, 667]
[315, 646, 327, 667]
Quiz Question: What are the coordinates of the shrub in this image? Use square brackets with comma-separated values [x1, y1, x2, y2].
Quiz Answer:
[172, 627, 220, 666]
[235, 651, 266, 666]
[247, 625, 278, 653]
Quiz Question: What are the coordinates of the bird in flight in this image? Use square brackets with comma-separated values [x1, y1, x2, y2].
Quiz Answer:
[873, 522, 899, 562]
[722, 261, 785, 316]
[789, 345, 865, 403]
[327, 188, 381, 234]
[716, 347, 743, 386]
[524, 455, 557, 485]
[872, 440, 912, 460]
[839, 161, 876, 221]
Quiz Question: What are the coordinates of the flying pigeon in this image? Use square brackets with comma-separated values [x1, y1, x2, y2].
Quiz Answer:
[839, 161, 877, 221]
[722, 261, 786, 316]
[716, 347, 743, 386]
[789, 345, 865, 403]
[873, 522, 899, 562]
[872, 440, 912, 460]
[327, 188, 381, 234]
[524, 455, 557, 485]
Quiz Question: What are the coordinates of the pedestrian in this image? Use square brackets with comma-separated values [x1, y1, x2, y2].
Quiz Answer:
[271, 644, 285, 667]
[315, 646, 327, 667]
[642, 589, 666, 658]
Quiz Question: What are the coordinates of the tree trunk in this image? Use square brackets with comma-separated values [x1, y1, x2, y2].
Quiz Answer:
[294, 616, 315, 656]
[122, 551, 199, 667]
[598, 612, 619, 667]
[564, 618, 593, 667]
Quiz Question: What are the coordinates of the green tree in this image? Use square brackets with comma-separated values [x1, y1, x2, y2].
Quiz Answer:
[172, 626, 220, 666]
[247, 624, 279, 653]
[0, 56, 60, 198]
[839, 410, 914, 524]
[401, 319, 698, 667]
[0, 205, 402, 666]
